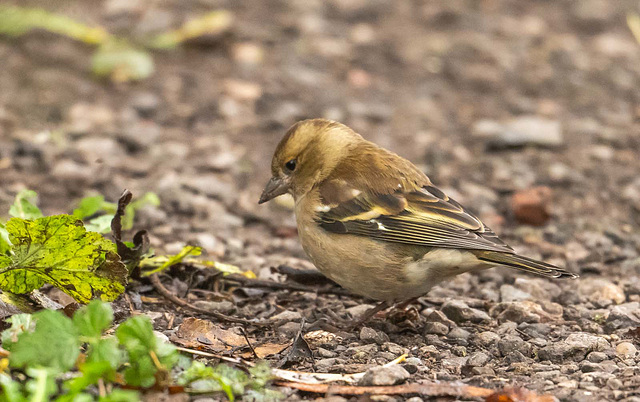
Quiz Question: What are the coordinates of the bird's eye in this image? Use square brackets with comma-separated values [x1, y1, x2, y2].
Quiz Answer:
[285, 159, 297, 172]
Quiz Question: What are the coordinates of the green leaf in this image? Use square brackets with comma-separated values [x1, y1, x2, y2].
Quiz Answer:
[55, 393, 94, 402]
[84, 215, 115, 234]
[141, 245, 201, 276]
[7, 310, 80, 372]
[148, 11, 234, 49]
[24, 368, 57, 402]
[0, 215, 127, 303]
[73, 195, 112, 220]
[64, 360, 112, 394]
[0, 6, 109, 44]
[0, 373, 26, 402]
[73, 300, 114, 339]
[116, 316, 177, 387]
[98, 389, 140, 402]
[0, 223, 11, 255]
[92, 41, 154, 83]
[8, 190, 42, 220]
[86, 338, 122, 371]
[1, 314, 34, 347]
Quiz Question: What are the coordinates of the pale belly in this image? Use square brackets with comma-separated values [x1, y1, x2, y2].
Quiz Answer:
[296, 216, 490, 301]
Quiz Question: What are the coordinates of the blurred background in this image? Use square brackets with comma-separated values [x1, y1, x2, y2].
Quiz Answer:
[0, 0, 639, 274]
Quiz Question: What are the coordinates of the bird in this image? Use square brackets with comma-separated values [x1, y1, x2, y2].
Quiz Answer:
[259, 118, 577, 326]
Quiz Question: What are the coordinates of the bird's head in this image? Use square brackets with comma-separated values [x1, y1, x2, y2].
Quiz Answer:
[259, 118, 361, 204]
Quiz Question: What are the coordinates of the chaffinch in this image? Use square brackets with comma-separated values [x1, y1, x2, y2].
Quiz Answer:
[260, 119, 577, 322]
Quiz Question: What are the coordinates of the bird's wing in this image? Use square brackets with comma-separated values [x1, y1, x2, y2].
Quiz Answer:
[316, 180, 514, 253]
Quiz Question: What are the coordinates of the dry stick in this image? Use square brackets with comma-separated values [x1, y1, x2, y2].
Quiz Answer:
[223, 275, 356, 297]
[276, 381, 496, 398]
[149, 274, 267, 326]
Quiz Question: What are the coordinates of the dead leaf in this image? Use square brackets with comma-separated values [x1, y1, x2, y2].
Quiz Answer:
[242, 342, 290, 359]
[171, 317, 246, 352]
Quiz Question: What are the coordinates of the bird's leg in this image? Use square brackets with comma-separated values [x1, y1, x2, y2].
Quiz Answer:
[386, 297, 421, 326]
[347, 300, 391, 330]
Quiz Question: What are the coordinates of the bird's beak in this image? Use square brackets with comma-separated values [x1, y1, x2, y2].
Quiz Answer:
[259, 177, 290, 204]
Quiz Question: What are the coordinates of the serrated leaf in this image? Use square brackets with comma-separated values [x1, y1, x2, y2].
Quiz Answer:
[1, 314, 34, 346]
[7, 310, 80, 372]
[84, 215, 115, 234]
[86, 338, 122, 371]
[0, 215, 127, 303]
[0, 373, 26, 402]
[0, 223, 11, 255]
[8, 190, 42, 220]
[24, 368, 57, 402]
[73, 300, 114, 339]
[73, 195, 113, 220]
[116, 316, 177, 387]
[98, 389, 140, 402]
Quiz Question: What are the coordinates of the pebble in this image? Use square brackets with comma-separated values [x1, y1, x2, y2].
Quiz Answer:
[475, 331, 500, 347]
[615, 342, 637, 359]
[538, 333, 609, 362]
[473, 116, 564, 149]
[500, 284, 533, 302]
[498, 335, 532, 357]
[270, 310, 302, 322]
[579, 278, 626, 305]
[360, 327, 388, 344]
[447, 327, 471, 341]
[191, 300, 235, 315]
[423, 322, 449, 336]
[510, 186, 552, 226]
[441, 300, 490, 323]
[467, 352, 490, 366]
[358, 365, 410, 386]
[605, 302, 640, 330]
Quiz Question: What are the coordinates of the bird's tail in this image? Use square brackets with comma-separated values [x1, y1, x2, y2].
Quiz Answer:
[474, 251, 578, 279]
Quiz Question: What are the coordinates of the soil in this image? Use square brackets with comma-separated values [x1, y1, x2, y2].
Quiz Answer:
[1, 0, 640, 401]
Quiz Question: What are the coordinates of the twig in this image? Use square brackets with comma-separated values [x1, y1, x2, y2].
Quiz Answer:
[223, 275, 357, 297]
[276, 381, 494, 398]
[276, 382, 555, 401]
[149, 274, 267, 326]
[239, 327, 258, 359]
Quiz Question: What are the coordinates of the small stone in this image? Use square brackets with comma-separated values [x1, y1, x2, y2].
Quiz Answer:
[475, 331, 500, 346]
[360, 327, 387, 344]
[270, 310, 302, 322]
[423, 322, 449, 335]
[500, 284, 533, 302]
[587, 351, 608, 363]
[474, 116, 563, 150]
[441, 300, 490, 323]
[358, 365, 410, 386]
[447, 327, 471, 341]
[606, 377, 623, 390]
[510, 186, 552, 226]
[605, 302, 640, 331]
[498, 335, 531, 357]
[579, 278, 626, 305]
[130, 92, 160, 117]
[615, 342, 637, 359]
[467, 352, 490, 367]
[491, 301, 562, 323]
[191, 300, 235, 315]
[317, 347, 337, 358]
[538, 333, 609, 362]
[276, 322, 301, 337]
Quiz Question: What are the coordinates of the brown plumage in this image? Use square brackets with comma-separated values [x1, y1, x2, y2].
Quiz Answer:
[260, 119, 577, 307]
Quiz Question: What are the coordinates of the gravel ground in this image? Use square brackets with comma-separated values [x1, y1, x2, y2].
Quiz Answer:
[1, 0, 640, 401]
